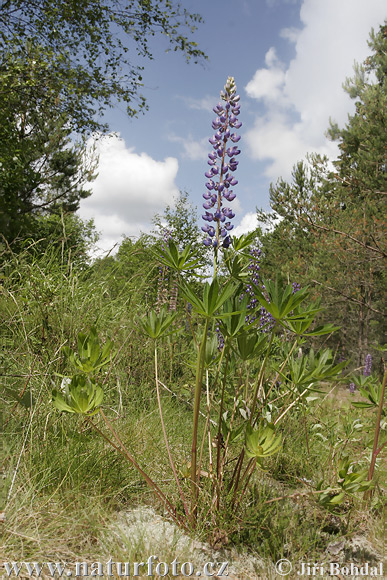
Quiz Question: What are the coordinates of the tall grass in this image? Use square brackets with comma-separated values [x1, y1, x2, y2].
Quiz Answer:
[1, 242, 385, 575]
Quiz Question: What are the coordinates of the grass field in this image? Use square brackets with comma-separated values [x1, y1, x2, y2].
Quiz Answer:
[1, 244, 385, 579]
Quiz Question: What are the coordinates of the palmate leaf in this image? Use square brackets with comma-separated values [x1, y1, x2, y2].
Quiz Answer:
[139, 305, 178, 340]
[338, 456, 374, 494]
[280, 300, 340, 336]
[179, 279, 237, 318]
[63, 327, 113, 374]
[223, 252, 250, 282]
[352, 381, 385, 415]
[218, 295, 249, 338]
[317, 456, 374, 511]
[221, 417, 246, 444]
[252, 279, 309, 321]
[245, 422, 282, 462]
[52, 375, 104, 415]
[152, 239, 202, 273]
[231, 231, 257, 252]
[235, 332, 268, 362]
[283, 348, 347, 390]
[202, 334, 219, 369]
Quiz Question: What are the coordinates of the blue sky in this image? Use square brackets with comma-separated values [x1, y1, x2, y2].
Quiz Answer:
[78, 0, 386, 254]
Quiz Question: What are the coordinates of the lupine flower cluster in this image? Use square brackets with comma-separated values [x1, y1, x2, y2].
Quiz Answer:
[258, 282, 274, 331]
[202, 76, 241, 249]
[292, 282, 301, 294]
[349, 382, 356, 394]
[215, 322, 225, 351]
[244, 247, 260, 325]
[242, 247, 274, 331]
[364, 354, 372, 376]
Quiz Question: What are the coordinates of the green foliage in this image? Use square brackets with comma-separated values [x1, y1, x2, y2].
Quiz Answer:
[317, 456, 373, 511]
[52, 374, 103, 415]
[283, 301, 340, 337]
[235, 332, 268, 362]
[2, 22, 386, 564]
[218, 295, 249, 338]
[281, 349, 347, 391]
[1, 237, 385, 565]
[153, 239, 202, 273]
[0, 1, 206, 133]
[62, 326, 113, 375]
[256, 24, 387, 362]
[0, 45, 97, 241]
[245, 423, 282, 464]
[351, 377, 386, 415]
[180, 278, 237, 318]
[140, 305, 178, 340]
[252, 279, 309, 321]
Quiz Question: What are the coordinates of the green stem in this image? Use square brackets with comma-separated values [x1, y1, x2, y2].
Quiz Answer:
[365, 369, 387, 501]
[191, 317, 210, 517]
[250, 324, 277, 424]
[216, 340, 231, 481]
[258, 339, 298, 415]
[87, 411, 185, 529]
[218, 379, 243, 501]
[154, 345, 190, 521]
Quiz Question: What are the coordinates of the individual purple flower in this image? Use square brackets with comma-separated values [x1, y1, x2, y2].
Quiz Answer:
[364, 354, 372, 377]
[202, 76, 242, 249]
[292, 282, 301, 294]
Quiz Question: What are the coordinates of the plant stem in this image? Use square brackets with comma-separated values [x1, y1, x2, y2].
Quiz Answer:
[191, 317, 209, 518]
[154, 345, 190, 521]
[274, 387, 309, 425]
[92, 410, 184, 528]
[365, 369, 387, 501]
[250, 325, 277, 424]
[216, 340, 231, 480]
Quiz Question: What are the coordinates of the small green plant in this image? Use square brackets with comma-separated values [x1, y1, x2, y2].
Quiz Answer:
[316, 456, 373, 511]
[350, 361, 386, 499]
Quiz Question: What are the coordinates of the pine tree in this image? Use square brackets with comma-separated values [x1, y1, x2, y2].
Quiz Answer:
[257, 24, 387, 362]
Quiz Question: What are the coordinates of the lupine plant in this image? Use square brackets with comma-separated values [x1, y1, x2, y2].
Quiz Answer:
[349, 352, 386, 497]
[52, 77, 380, 530]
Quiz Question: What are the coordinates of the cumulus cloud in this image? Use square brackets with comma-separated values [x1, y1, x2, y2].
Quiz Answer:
[167, 133, 208, 160]
[176, 94, 217, 112]
[78, 134, 179, 253]
[246, 48, 287, 104]
[245, 0, 386, 180]
[233, 212, 259, 237]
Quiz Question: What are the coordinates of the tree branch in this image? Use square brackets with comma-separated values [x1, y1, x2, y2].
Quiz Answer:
[311, 279, 385, 316]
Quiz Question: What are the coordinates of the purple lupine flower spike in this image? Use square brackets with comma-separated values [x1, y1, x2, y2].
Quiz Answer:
[364, 354, 372, 377]
[202, 77, 242, 249]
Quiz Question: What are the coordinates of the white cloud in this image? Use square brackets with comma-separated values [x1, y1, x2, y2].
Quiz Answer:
[245, 48, 287, 104]
[279, 27, 301, 44]
[176, 95, 217, 112]
[79, 133, 179, 253]
[233, 212, 259, 237]
[167, 133, 208, 160]
[245, 0, 386, 180]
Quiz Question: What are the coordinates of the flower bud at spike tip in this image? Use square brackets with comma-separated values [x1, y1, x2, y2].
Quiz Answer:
[202, 77, 241, 249]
